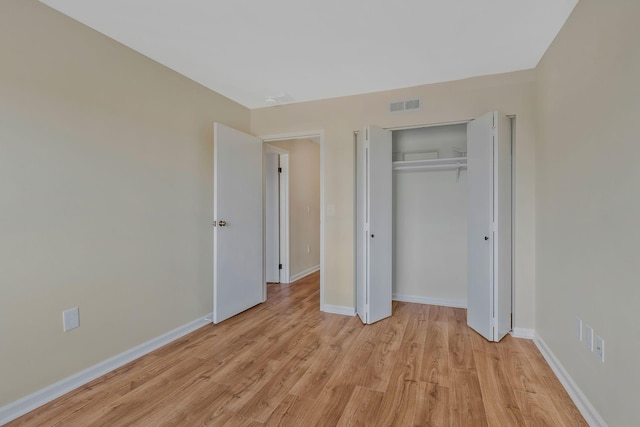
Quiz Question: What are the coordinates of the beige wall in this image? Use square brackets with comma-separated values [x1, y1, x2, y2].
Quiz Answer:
[535, 0, 640, 424]
[267, 140, 321, 278]
[251, 71, 538, 330]
[0, 0, 249, 405]
[10, 1, 633, 421]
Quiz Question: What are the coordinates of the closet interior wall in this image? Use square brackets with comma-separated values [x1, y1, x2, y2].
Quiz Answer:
[392, 123, 468, 307]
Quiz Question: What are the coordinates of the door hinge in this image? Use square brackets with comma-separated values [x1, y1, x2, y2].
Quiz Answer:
[278, 167, 282, 173]
[279, 264, 282, 270]
[366, 128, 368, 140]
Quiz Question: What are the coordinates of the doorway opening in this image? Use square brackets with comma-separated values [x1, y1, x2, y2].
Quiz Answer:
[261, 131, 325, 308]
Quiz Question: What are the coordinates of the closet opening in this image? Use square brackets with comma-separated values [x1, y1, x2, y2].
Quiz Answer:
[355, 113, 513, 341]
[391, 122, 469, 309]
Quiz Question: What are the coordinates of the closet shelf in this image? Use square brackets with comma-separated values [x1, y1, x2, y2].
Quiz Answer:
[392, 157, 467, 171]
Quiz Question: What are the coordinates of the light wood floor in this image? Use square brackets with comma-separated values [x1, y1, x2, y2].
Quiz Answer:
[8, 272, 587, 426]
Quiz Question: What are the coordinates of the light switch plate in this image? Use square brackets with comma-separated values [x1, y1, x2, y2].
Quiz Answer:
[576, 317, 583, 341]
[595, 336, 604, 362]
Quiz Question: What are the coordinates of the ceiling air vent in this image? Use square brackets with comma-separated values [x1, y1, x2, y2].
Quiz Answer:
[389, 101, 405, 113]
[389, 98, 422, 114]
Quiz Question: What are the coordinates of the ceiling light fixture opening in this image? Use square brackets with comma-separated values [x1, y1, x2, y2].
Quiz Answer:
[264, 93, 295, 107]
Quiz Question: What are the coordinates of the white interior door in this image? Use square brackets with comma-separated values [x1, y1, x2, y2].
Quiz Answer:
[467, 112, 495, 340]
[265, 152, 280, 283]
[467, 111, 512, 341]
[213, 123, 264, 324]
[368, 126, 393, 323]
[356, 126, 393, 324]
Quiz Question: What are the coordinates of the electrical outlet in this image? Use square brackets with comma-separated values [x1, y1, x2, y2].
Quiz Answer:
[63, 307, 80, 332]
[595, 336, 604, 362]
[576, 317, 583, 341]
[585, 324, 594, 351]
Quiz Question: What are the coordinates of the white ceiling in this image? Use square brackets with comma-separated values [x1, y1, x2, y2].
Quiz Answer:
[39, 0, 578, 109]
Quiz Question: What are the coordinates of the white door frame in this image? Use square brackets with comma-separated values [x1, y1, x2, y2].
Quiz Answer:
[264, 144, 290, 284]
[261, 130, 325, 310]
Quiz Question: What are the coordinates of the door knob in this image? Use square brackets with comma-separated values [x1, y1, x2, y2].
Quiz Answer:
[218, 220, 227, 227]
[484, 236, 489, 240]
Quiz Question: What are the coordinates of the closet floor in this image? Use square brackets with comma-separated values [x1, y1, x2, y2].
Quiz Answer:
[8, 272, 587, 426]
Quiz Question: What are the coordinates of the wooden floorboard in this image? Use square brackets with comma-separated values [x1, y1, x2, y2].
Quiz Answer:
[7, 272, 587, 426]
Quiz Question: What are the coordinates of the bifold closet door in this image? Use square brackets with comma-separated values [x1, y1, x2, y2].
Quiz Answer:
[356, 126, 392, 324]
[467, 111, 512, 342]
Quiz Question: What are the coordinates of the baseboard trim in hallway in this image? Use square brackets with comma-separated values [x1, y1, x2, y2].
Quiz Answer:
[321, 304, 356, 316]
[289, 264, 320, 283]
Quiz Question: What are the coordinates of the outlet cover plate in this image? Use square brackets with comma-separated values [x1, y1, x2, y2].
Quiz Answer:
[63, 307, 80, 331]
[585, 324, 593, 351]
[595, 336, 604, 362]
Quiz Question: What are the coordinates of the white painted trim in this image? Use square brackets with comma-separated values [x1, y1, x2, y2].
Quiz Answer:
[289, 265, 320, 283]
[260, 130, 325, 311]
[321, 304, 356, 316]
[534, 334, 608, 427]
[261, 130, 324, 143]
[279, 153, 290, 284]
[0, 314, 213, 426]
[352, 131, 358, 319]
[392, 293, 467, 309]
[510, 328, 535, 339]
[385, 119, 472, 132]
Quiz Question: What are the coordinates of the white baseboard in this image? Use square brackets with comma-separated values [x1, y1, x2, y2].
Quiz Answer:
[510, 328, 536, 339]
[392, 293, 467, 309]
[289, 264, 320, 283]
[534, 334, 607, 427]
[0, 313, 213, 426]
[321, 304, 356, 316]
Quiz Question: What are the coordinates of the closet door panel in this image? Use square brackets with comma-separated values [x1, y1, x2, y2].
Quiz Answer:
[467, 112, 494, 340]
[367, 126, 393, 323]
[355, 130, 367, 323]
[495, 112, 512, 341]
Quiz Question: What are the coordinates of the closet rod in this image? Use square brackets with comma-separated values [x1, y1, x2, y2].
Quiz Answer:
[393, 163, 467, 172]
